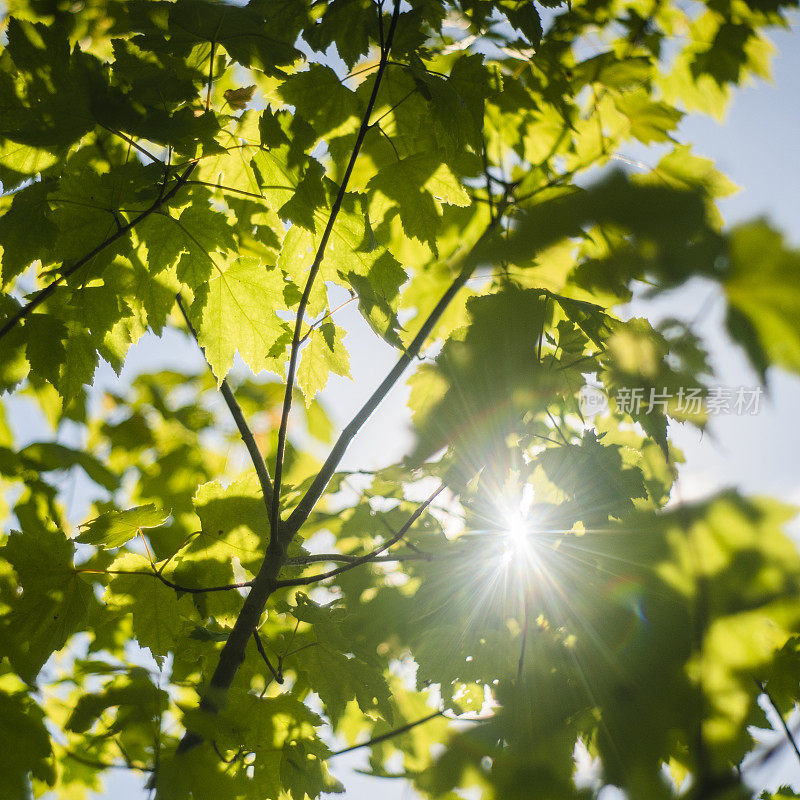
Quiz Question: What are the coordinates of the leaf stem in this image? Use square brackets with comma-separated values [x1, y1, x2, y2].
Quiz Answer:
[252, 628, 284, 684]
[184, 178, 266, 202]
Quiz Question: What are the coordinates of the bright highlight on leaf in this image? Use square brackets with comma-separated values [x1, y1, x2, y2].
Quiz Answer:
[77, 504, 170, 548]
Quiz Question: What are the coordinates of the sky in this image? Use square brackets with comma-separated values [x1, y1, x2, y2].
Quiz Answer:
[21, 15, 800, 800]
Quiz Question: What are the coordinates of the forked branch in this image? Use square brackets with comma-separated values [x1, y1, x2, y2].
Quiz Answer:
[276, 484, 445, 587]
[269, 0, 403, 558]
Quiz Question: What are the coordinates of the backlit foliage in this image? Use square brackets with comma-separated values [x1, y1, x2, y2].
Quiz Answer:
[1, 0, 800, 798]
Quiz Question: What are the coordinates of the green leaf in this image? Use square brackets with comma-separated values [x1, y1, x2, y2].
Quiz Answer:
[296, 643, 393, 726]
[724, 221, 800, 378]
[192, 257, 289, 382]
[0, 141, 59, 192]
[277, 202, 407, 345]
[186, 471, 271, 578]
[281, 740, 344, 799]
[0, 179, 57, 285]
[139, 198, 237, 290]
[128, 0, 303, 75]
[278, 64, 361, 140]
[410, 286, 549, 466]
[50, 160, 158, 267]
[572, 52, 653, 90]
[303, 0, 377, 67]
[614, 89, 684, 143]
[104, 553, 193, 665]
[297, 321, 351, 403]
[1, 18, 99, 148]
[1, 525, 92, 681]
[535, 430, 648, 525]
[66, 669, 169, 734]
[250, 148, 326, 231]
[0, 690, 55, 797]
[18, 441, 118, 491]
[368, 153, 468, 253]
[76, 504, 169, 548]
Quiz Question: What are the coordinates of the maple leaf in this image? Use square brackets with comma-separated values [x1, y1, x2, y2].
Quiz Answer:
[192, 257, 290, 381]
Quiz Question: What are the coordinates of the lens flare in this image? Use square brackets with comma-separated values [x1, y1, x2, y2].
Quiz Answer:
[505, 513, 528, 550]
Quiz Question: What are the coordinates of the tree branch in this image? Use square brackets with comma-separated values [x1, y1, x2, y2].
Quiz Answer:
[269, 0, 403, 559]
[63, 748, 154, 773]
[177, 6, 405, 753]
[277, 484, 444, 587]
[284, 204, 505, 534]
[283, 551, 430, 566]
[175, 293, 274, 509]
[100, 124, 163, 165]
[0, 162, 197, 342]
[328, 710, 444, 758]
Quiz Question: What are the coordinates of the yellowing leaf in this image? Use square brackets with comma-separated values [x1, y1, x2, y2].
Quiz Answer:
[223, 85, 256, 110]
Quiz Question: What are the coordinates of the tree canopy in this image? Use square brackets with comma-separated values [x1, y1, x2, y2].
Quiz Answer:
[1, 0, 800, 798]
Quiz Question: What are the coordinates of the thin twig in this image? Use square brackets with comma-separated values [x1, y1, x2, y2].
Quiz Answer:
[328, 710, 444, 757]
[374, 510, 434, 556]
[99, 125, 163, 165]
[758, 681, 800, 767]
[252, 628, 284, 684]
[0, 162, 196, 342]
[269, 0, 403, 561]
[77, 567, 250, 594]
[63, 749, 154, 773]
[298, 295, 359, 346]
[368, 85, 419, 129]
[283, 551, 430, 566]
[546, 409, 570, 446]
[482, 136, 496, 225]
[276, 484, 444, 587]
[284, 201, 507, 533]
[177, 4, 404, 754]
[206, 41, 217, 111]
[517, 603, 530, 680]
